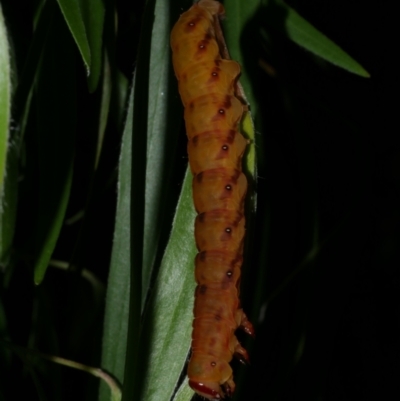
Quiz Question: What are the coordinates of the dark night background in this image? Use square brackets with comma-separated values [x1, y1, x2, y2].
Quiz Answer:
[243, 1, 399, 400]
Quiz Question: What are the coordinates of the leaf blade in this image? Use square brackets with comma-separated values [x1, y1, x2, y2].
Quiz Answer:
[78, 0, 105, 91]
[0, 3, 12, 262]
[56, 0, 91, 75]
[0, 3, 11, 191]
[271, 0, 370, 77]
[33, 8, 76, 284]
[137, 168, 197, 401]
[99, 85, 134, 401]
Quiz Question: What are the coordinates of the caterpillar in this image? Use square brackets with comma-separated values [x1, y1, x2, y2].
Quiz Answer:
[171, 1, 254, 399]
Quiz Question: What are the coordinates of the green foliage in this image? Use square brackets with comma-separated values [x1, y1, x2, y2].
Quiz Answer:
[0, 1, 373, 401]
[0, 3, 10, 192]
[0, 2, 12, 263]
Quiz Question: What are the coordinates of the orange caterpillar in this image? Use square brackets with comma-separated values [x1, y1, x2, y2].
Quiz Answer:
[170, 1, 254, 399]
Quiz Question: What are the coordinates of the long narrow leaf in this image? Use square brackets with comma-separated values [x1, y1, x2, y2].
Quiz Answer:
[99, 85, 134, 401]
[0, 3, 10, 190]
[0, 142, 17, 265]
[223, 0, 258, 181]
[0, 3, 12, 262]
[57, 0, 91, 75]
[142, 0, 183, 310]
[78, 0, 105, 91]
[137, 168, 197, 401]
[224, 0, 260, 117]
[269, 0, 370, 77]
[172, 378, 193, 401]
[33, 8, 76, 284]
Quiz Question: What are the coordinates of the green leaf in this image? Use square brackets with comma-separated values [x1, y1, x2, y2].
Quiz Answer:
[101, 0, 189, 398]
[111, 69, 130, 133]
[94, 52, 112, 169]
[0, 3, 10, 192]
[78, 0, 105, 91]
[270, 0, 370, 77]
[224, 0, 260, 120]
[0, 141, 17, 265]
[142, 0, 182, 310]
[0, 3, 12, 263]
[99, 85, 134, 401]
[33, 8, 76, 284]
[56, 0, 91, 75]
[137, 168, 197, 401]
[58, 0, 105, 90]
[224, 0, 258, 184]
[172, 378, 194, 401]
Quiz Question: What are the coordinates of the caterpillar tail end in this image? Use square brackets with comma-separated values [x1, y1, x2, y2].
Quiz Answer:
[189, 380, 223, 399]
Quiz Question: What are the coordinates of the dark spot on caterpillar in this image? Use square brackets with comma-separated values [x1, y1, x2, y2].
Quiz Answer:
[233, 213, 244, 226]
[214, 313, 222, 321]
[192, 135, 199, 146]
[184, 15, 202, 32]
[225, 184, 232, 190]
[199, 284, 207, 294]
[227, 130, 236, 143]
[230, 254, 242, 267]
[223, 95, 232, 109]
[222, 145, 228, 151]
[225, 227, 232, 233]
[209, 66, 221, 82]
[198, 212, 205, 222]
[211, 361, 216, 367]
[198, 34, 212, 52]
[209, 337, 216, 347]
[221, 269, 234, 289]
[232, 168, 241, 180]
[189, 101, 194, 110]
[196, 172, 203, 183]
[198, 251, 207, 261]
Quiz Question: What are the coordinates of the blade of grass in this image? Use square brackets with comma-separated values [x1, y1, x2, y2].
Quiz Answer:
[141, 0, 182, 310]
[99, 85, 134, 401]
[100, 2, 180, 398]
[0, 141, 17, 265]
[0, 3, 12, 263]
[56, 0, 91, 75]
[223, 0, 258, 181]
[33, 7, 76, 284]
[137, 168, 197, 401]
[224, 0, 260, 119]
[172, 378, 194, 401]
[78, 0, 105, 92]
[94, 51, 112, 169]
[0, 2, 11, 191]
[267, 0, 370, 77]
